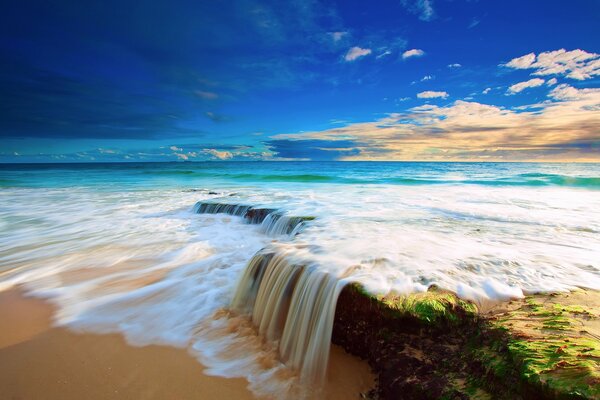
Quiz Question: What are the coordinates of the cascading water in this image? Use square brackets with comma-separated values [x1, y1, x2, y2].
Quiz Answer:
[194, 201, 343, 384]
[230, 248, 345, 384]
[194, 201, 313, 237]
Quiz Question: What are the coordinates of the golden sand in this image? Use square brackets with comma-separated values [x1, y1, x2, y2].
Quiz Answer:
[0, 288, 374, 399]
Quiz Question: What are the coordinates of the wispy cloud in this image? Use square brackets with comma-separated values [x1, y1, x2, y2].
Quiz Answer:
[329, 31, 348, 42]
[417, 90, 449, 99]
[503, 49, 600, 80]
[270, 85, 600, 161]
[402, 49, 425, 60]
[344, 46, 372, 61]
[195, 90, 219, 100]
[205, 111, 231, 122]
[507, 78, 545, 94]
[401, 0, 435, 21]
[447, 63, 462, 68]
[546, 78, 558, 86]
[376, 50, 392, 59]
[421, 75, 434, 81]
[482, 88, 492, 95]
[468, 18, 480, 29]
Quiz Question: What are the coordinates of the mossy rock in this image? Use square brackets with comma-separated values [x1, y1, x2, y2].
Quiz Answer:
[348, 283, 478, 326]
[334, 284, 599, 399]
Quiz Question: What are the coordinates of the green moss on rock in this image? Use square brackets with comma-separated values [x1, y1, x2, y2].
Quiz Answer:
[333, 284, 599, 400]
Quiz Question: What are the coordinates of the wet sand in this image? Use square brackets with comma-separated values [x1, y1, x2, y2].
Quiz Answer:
[0, 288, 374, 399]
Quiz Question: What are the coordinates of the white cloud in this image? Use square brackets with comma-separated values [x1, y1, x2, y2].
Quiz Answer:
[507, 78, 545, 94]
[505, 53, 536, 69]
[482, 88, 492, 95]
[175, 153, 189, 160]
[329, 31, 348, 42]
[448, 63, 462, 68]
[170, 145, 183, 151]
[402, 49, 425, 60]
[345, 46, 372, 61]
[195, 90, 219, 100]
[546, 78, 558, 86]
[417, 90, 449, 99]
[504, 49, 600, 80]
[548, 83, 599, 101]
[421, 75, 433, 81]
[203, 149, 233, 160]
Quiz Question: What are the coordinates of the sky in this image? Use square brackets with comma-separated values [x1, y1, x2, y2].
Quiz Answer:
[0, 0, 599, 162]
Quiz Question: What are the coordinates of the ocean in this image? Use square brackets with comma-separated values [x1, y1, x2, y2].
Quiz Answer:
[1, 161, 599, 396]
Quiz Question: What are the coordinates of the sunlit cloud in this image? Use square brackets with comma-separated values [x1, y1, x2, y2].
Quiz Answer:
[448, 63, 462, 68]
[203, 148, 234, 160]
[504, 49, 600, 80]
[344, 46, 372, 61]
[402, 49, 425, 59]
[507, 78, 545, 94]
[417, 90, 448, 99]
[270, 85, 600, 161]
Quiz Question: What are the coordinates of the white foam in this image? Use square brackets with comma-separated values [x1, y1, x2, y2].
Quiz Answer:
[1, 182, 599, 397]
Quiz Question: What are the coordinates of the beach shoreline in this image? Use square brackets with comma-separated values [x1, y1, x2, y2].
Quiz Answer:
[0, 288, 374, 399]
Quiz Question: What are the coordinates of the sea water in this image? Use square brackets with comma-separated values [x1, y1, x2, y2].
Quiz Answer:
[1, 161, 599, 396]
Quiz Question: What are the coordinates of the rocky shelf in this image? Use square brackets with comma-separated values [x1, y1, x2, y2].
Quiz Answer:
[332, 284, 600, 400]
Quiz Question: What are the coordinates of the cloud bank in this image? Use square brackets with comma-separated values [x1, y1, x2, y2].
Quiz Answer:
[270, 85, 600, 161]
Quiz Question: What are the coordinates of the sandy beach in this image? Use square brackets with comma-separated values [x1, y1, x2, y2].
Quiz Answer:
[0, 288, 374, 399]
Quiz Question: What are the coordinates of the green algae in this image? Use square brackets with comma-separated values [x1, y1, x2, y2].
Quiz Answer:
[481, 296, 600, 399]
[339, 284, 599, 399]
[349, 283, 478, 325]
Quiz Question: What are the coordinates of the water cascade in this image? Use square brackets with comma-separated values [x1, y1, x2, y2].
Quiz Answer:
[194, 201, 314, 237]
[196, 200, 343, 383]
[231, 248, 345, 384]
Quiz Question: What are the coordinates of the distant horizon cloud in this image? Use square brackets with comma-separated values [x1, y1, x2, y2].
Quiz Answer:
[344, 46, 372, 61]
[402, 48, 425, 59]
[203, 148, 233, 160]
[270, 84, 600, 162]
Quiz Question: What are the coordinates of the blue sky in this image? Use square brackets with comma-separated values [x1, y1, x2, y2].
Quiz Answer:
[1, 0, 599, 162]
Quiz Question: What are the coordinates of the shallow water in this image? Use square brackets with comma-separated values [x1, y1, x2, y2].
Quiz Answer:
[1, 161, 599, 396]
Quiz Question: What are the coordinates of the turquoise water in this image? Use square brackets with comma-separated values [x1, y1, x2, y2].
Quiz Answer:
[1, 161, 599, 396]
[1, 161, 599, 189]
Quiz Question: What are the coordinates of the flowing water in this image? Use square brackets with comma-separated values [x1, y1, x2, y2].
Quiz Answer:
[1, 161, 599, 397]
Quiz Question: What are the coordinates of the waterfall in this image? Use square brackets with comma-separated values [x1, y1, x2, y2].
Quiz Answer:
[195, 201, 339, 382]
[231, 248, 345, 384]
[194, 201, 313, 237]
[193, 202, 252, 217]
